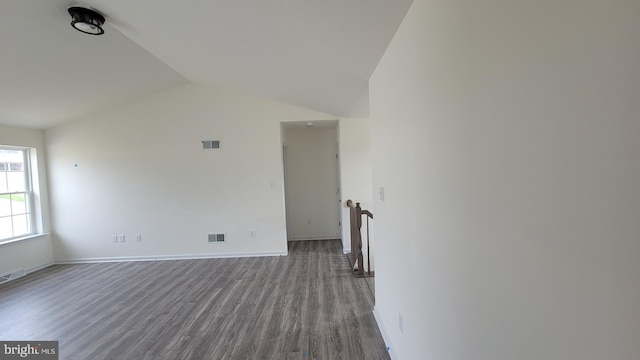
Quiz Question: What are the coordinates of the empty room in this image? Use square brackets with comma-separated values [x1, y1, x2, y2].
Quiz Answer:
[1, 1, 639, 359]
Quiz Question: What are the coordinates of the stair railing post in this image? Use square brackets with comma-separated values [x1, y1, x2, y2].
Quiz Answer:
[356, 202, 364, 276]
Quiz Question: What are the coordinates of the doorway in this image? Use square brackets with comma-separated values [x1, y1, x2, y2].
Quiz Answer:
[282, 121, 341, 241]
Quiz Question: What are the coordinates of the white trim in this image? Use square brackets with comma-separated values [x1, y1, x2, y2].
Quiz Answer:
[55, 251, 288, 264]
[0, 233, 49, 246]
[26, 262, 54, 274]
[374, 306, 399, 360]
[343, 248, 351, 254]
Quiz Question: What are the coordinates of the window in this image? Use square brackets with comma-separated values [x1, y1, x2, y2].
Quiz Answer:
[0, 147, 34, 241]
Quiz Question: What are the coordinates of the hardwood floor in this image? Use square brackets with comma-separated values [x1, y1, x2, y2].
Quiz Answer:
[0, 240, 390, 360]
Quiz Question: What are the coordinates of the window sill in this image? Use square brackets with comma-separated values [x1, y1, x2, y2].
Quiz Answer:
[0, 233, 49, 246]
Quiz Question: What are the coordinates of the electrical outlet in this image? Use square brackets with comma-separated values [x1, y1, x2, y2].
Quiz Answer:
[136, 234, 142, 242]
[379, 186, 385, 201]
[398, 312, 403, 334]
[112, 235, 118, 243]
[118, 234, 125, 243]
[249, 230, 256, 238]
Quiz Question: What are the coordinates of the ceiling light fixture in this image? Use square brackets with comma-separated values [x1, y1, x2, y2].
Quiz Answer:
[68, 6, 105, 35]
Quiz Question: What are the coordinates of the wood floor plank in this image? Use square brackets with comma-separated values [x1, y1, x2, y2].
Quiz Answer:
[0, 240, 389, 360]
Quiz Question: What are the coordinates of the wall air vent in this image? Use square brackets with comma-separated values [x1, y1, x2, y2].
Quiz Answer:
[208, 233, 226, 243]
[202, 140, 220, 149]
[0, 269, 26, 284]
[0, 274, 11, 285]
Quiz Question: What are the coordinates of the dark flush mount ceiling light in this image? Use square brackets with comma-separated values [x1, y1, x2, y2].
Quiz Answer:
[68, 6, 105, 35]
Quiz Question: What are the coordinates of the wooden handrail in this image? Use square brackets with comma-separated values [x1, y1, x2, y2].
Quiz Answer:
[347, 199, 373, 217]
[345, 199, 374, 277]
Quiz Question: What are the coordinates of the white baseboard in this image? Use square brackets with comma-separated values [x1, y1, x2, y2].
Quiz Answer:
[343, 248, 351, 255]
[55, 251, 288, 264]
[27, 262, 54, 273]
[374, 306, 399, 360]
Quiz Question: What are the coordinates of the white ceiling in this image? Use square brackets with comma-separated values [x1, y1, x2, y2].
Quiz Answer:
[0, 0, 188, 129]
[0, 0, 413, 129]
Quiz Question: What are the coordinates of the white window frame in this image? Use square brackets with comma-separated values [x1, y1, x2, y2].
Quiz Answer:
[0, 146, 35, 242]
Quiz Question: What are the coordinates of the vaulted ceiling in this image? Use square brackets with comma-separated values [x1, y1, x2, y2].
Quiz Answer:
[0, 0, 413, 129]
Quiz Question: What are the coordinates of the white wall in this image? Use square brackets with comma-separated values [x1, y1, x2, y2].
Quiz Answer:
[338, 119, 373, 264]
[370, 1, 640, 359]
[45, 83, 335, 262]
[0, 125, 53, 275]
[284, 126, 341, 240]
